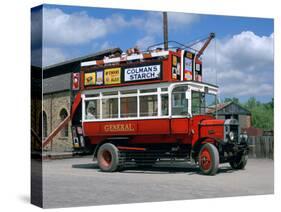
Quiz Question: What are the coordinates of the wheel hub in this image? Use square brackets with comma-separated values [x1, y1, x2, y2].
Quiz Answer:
[200, 148, 212, 170]
[101, 150, 112, 167]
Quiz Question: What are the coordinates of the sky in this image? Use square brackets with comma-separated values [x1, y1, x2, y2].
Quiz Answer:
[31, 4, 274, 103]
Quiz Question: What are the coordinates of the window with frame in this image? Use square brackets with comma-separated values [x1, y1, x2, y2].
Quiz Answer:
[121, 96, 137, 118]
[140, 95, 158, 117]
[172, 86, 188, 115]
[60, 108, 68, 137]
[192, 91, 217, 115]
[85, 99, 100, 119]
[102, 98, 118, 119]
[161, 94, 169, 116]
[192, 91, 202, 115]
[43, 111, 47, 138]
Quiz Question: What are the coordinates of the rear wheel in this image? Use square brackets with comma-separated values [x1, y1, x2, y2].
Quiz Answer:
[230, 154, 248, 169]
[198, 143, 219, 175]
[97, 143, 120, 172]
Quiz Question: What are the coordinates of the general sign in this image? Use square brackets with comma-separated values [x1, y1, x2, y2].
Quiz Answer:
[124, 64, 161, 82]
[103, 123, 136, 133]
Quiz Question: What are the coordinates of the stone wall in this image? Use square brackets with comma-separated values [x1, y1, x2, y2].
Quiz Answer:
[43, 91, 72, 152]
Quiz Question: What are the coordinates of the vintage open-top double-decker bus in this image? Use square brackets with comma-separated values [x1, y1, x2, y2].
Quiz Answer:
[70, 33, 249, 175]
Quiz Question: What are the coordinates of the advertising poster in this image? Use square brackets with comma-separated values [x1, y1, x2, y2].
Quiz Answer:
[104, 68, 121, 85]
[172, 67, 177, 79]
[172, 55, 177, 66]
[184, 57, 193, 81]
[84, 72, 96, 86]
[96, 70, 103, 85]
[171, 56, 180, 80]
[124, 64, 161, 82]
[72, 73, 80, 90]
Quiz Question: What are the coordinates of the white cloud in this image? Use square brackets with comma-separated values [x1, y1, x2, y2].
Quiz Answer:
[168, 12, 200, 28]
[139, 12, 199, 36]
[42, 8, 139, 46]
[42, 8, 200, 51]
[135, 12, 199, 50]
[203, 31, 274, 99]
[100, 41, 111, 51]
[135, 35, 156, 50]
[43, 47, 66, 67]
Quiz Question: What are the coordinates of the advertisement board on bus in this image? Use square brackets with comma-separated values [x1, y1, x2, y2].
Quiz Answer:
[124, 63, 161, 82]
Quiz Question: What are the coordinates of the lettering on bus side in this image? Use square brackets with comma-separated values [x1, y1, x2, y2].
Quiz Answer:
[103, 124, 136, 132]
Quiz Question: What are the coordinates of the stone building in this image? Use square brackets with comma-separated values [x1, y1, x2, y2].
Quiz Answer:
[39, 48, 122, 152]
[43, 75, 72, 152]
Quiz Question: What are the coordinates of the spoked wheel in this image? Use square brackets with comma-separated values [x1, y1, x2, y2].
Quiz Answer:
[97, 143, 120, 172]
[198, 143, 219, 175]
[230, 154, 248, 170]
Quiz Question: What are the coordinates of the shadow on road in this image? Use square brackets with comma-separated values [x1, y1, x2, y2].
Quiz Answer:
[72, 163, 98, 169]
[72, 162, 237, 175]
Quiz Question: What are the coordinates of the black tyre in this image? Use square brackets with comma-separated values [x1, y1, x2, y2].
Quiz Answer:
[97, 143, 120, 172]
[198, 143, 219, 175]
[230, 154, 248, 170]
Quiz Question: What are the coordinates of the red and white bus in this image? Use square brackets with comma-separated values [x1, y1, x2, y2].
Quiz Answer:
[70, 35, 248, 175]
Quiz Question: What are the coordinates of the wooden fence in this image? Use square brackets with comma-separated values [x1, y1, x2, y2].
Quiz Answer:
[248, 136, 274, 159]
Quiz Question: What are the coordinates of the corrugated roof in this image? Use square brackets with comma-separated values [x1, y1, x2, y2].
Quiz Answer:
[206, 102, 232, 114]
[207, 101, 251, 115]
[43, 48, 122, 70]
[42, 48, 122, 93]
[43, 73, 71, 94]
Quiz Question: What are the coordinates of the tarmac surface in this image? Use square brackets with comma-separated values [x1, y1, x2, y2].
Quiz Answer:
[42, 157, 274, 208]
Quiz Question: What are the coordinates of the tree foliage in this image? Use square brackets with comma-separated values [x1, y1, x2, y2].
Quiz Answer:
[223, 97, 274, 130]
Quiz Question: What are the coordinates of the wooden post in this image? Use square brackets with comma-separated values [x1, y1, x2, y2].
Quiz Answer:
[163, 12, 168, 50]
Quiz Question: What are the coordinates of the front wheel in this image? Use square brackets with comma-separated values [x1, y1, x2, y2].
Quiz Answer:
[198, 143, 219, 175]
[230, 154, 248, 170]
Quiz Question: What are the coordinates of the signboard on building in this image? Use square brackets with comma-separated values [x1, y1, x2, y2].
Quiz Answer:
[104, 68, 121, 85]
[124, 63, 161, 82]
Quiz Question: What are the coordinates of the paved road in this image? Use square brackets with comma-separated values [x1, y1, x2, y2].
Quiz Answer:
[42, 157, 274, 208]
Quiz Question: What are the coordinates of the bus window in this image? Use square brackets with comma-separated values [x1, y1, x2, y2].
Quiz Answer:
[121, 96, 137, 118]
[161, 94, 169, 116]
[85, 99, 100, 119]
[102, 98, 118, 119]
[192, 91, 216, 115]
[192, 91, 202, 115]
[172, 86, 188, 116]
[140, 95, 158, 117]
